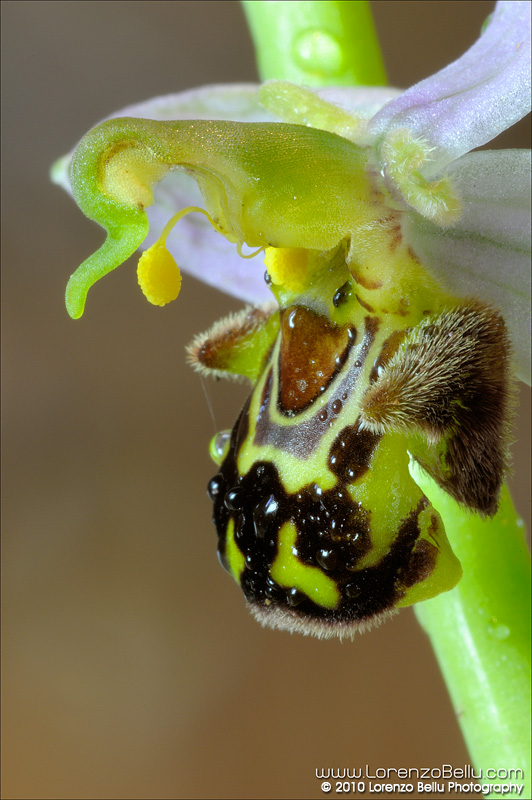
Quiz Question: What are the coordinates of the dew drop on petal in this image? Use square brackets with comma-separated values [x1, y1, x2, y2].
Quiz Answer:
[486, 621, 511, 641]
[209, 430, 231, 465]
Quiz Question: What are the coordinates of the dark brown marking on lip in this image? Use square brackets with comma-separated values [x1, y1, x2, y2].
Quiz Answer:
[355, 294, 375, 313]
[401, 539, 438, 588]
[254, 316, 379, 459]
[369, 328, 409, 383]
[388, 224, 402, 253]
[396, 296, 411, 316]
[407, 244, 421, 264]
[353, 272, 383, 290]
[277, 306, 356, 414]
[328, 420, 383, 484]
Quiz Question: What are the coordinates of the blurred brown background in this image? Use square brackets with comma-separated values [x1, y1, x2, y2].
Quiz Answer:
[2, 2, 530, 799]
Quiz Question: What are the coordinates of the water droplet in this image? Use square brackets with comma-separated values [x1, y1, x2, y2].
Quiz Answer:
[252, 493, 279, 538]
[345, 583, 361, 599]
[333, 281, 351, 307]
[265, 576, 281, 601]
[245, 553, 255, 570]
[264, 270, 272, 286]
[319, 409, 328, 422]
[309, 483, 323, 500]
[286, 587, 305, 607]
[332, 399, 343, 415]
[293, 28, 345, 77]
[316, 548, 338, 571]
[234, 516, 246, 541]
[209, 429, 231, 465]
[217, 547, 229, 573]
[207, 476, 222, 501]
[224, 487, 245, 510]
[487, 621, 510, 640]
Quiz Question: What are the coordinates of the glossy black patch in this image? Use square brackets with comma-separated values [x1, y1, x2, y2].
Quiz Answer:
[333, 281, 352, 308]
[355, 294, 375, 313]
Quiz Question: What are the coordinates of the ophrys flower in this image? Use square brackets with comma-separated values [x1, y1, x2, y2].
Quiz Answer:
[53, 0, 531, 638]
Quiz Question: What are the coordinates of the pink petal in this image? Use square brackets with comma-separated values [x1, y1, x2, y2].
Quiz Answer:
[403, 149, 531, 384]
[369, 1, 531, 176]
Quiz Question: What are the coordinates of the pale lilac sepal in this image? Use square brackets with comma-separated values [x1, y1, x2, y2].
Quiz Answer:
[369, 1, 531, 177]
[317, 86, 402, 118]
[97, 84, 400, 126]
[403, 150, 531, 384]
[96, 83, 275, 124]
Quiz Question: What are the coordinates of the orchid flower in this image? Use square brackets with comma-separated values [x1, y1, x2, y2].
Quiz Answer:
[51, 5, 531, 389]
[52, 0, 531, 787]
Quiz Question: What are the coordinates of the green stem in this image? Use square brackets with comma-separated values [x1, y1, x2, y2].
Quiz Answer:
[412, 466, 531, 798]
[241, 0, 386, 86]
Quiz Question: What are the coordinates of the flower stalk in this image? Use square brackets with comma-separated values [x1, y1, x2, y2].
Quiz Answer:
[413, 467, 531, 796]
[241, 0, 387, 87]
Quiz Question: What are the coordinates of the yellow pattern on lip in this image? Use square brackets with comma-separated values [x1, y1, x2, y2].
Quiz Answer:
[270, 521, 340, 609]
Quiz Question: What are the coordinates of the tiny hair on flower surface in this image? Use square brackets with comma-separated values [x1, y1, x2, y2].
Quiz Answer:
[3, 2, 531, 800]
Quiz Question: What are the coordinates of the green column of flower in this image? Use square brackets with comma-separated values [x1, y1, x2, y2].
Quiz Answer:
[241, 2, 531, 795]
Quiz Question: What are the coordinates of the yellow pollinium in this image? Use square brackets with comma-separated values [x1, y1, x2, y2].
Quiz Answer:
[137, 242, 182, 306]
[264, 247, 309, 292]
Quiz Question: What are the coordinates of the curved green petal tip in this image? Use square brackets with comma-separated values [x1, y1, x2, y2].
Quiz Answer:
[64, 117, 172, 317]
[65, 217, 149, 319]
